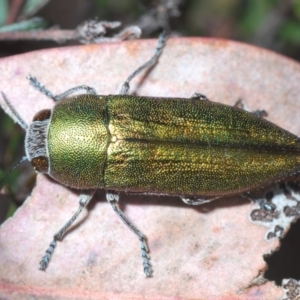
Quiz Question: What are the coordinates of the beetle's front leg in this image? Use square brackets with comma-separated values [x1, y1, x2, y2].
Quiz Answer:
[28, 75, 97, 102]
[106, 192, 152, 277]
[39, 190, 95, 271]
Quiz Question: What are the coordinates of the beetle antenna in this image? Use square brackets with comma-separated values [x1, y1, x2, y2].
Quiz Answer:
[0, 156, 28, 191]
[1, 92, 28, 130]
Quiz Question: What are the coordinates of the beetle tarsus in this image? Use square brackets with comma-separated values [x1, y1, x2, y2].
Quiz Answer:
[107, 192, 152, 277]
[141, 238, 152, 277]
[39, 240, 57, 270]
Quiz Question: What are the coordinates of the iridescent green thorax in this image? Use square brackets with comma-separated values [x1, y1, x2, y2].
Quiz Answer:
[47, 94, 300, 196]
[48, 95, 109, 189]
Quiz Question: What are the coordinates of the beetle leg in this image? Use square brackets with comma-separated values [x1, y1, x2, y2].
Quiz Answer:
[190, 93, 209, 101]
[234, 98, 268, 118]
[28, 74, 97, 102]
[241, 192, 276, 212]
[234, 98, 249, 110]
[252, 109, 268, 118]
[106, 192, 152, 277]
[50, 85, 97, 101]
[180, 196, 220, 205]
[119, 30, 168, 95]
[39, 190, 95, 271]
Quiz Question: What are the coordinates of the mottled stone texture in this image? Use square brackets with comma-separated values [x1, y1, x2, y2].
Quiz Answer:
[1, 37, 300, 299]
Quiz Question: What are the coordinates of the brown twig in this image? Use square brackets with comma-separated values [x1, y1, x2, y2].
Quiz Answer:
[0, 30, 77, 43]
[0, 21, 141, 44]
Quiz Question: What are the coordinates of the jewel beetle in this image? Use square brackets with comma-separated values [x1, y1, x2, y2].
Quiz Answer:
[1, 31, 300, 277]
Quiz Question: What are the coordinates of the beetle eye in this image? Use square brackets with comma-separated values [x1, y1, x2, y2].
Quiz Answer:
[31, 156, 49, 173]
[33, 109, 51, 121]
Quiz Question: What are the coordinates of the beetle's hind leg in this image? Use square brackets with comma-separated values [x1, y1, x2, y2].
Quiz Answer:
[241, 192, 276, 212]
[28, 75, 97, 102]
[106, 192, 152, 277]
[39, 190, 95, 271]
[234, 98, 268, 118]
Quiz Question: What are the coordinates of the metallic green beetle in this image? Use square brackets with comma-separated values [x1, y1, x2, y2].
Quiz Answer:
[2, 32, 300, 277]
[27, 94, 300, 197]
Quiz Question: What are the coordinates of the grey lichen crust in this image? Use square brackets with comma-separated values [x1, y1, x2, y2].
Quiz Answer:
[249, 181, 300, 240]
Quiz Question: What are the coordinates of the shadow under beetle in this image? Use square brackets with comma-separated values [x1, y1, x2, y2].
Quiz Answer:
[2, 31, 300, 277]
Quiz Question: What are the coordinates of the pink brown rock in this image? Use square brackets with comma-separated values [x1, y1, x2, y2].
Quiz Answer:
[1, 37, 300, 299]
